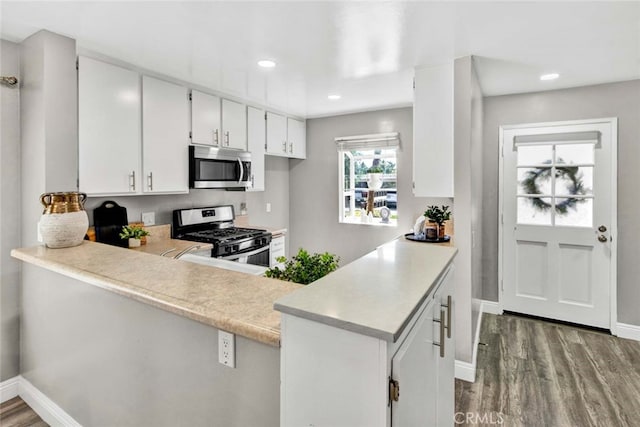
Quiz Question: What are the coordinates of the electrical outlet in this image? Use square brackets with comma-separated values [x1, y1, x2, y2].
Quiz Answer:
[266, 203, 271, 213]
[141, 212, 155, 226]
[218, 330, 235, 368]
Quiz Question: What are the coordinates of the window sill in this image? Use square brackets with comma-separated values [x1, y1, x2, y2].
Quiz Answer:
[340, 218, 398, 227]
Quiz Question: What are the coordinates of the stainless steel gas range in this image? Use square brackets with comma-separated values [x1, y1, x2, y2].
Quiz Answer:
[172, 205, 271, 267]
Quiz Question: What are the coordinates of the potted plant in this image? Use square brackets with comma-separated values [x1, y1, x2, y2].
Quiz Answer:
[366, 165, 384, 190]
[424, 205, 451, 239]
[119, 225, 150, 248]
[265, 248, 340, 285]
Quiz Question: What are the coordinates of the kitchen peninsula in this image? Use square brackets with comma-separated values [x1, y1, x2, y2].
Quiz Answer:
[12, 238, 456, 426]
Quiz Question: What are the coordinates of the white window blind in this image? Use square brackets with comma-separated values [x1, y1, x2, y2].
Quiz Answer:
[514, 131, 600, 146]
[335, 132, 400, 151]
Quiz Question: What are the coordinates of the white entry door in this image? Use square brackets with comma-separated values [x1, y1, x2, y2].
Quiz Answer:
[501, 118, 617, 330]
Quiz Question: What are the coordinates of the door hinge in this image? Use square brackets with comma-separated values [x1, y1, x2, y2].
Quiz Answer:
[264, 113, 267, 120]
[389, 377, 400, 405]
[189, 131, 192, 139]
[75, 58, 79, 71]
[412, 78, 415, 90]
[264, 143, 267, 150]
[188, 92, 192, 101]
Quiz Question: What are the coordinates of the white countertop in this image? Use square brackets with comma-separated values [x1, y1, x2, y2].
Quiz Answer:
[274, 238, 457, 342]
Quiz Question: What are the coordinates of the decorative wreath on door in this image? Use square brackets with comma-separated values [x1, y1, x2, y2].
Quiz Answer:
[521, 160, 587, 214]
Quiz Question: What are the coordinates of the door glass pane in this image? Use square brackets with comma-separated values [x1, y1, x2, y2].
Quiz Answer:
[556, 144, 594, 165]
[555, 166, 593, 196]
[518, 167, 552, 195]
[517, 196, 552, 225]
[517, 145, 553, 166]
[555, 197, 593, 227]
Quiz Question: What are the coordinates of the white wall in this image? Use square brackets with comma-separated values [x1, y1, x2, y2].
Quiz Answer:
[0, 39, 21, 381]
[482, 80, 640, 326]
[288, 107, 450, 265]
[21, 264, 280, 426]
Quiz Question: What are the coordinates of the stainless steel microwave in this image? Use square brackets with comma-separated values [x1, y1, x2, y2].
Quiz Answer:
[189, 145, 252, 189]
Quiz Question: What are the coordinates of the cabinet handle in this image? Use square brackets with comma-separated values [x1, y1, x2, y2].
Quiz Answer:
[289, 142, 293, 153]
[433, 309, 445, 358]
[147, 172, 153, 191]
[225, 131, 230, 146]
[130, 171, 136, 192]
[282, 140, 287, 153]
[441, 295, 452, 339]
[214, 129, 219, 145]
[251, 174, 255, 188]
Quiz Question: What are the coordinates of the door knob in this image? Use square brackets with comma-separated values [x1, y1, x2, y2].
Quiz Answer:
[598, 225, 607, 232]
[598, 235, 608, 243]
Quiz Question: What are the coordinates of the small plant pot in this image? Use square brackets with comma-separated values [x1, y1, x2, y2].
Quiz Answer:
[128, 238, 141, 248]
[366, 173, 383, 190]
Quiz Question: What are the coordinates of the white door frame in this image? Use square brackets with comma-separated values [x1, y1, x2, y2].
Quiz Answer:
[498, 117, 618, 334]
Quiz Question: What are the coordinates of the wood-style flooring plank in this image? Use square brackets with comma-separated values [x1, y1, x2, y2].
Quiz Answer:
[456, 313, 640, 427]
[0, 396, 48, 427]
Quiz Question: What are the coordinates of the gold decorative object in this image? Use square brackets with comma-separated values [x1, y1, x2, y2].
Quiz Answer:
[39, 192, 89, 248]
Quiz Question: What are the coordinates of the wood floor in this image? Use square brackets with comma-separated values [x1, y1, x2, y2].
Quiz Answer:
[456, 313, 640, 427]
[0, 397, 47, 427]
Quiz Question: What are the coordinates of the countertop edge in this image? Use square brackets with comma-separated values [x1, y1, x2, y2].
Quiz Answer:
[11, 247, 281, 347]
[274, 243, 458, 343]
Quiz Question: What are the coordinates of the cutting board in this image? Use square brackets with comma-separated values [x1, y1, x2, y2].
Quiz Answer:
[94, 201, 128, 247]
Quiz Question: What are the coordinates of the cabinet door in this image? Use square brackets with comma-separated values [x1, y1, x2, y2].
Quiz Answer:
[436, 267, 456, 427]
[391, 298, 438, 427]
[287, 117, 306, 159]
[191, 90, 221, 146]
[413, 63, 453, 197]
[221, 99, 247, 150]
[79, 56, 141, 195]
[142, 76, 189, 194]
[247, 106, 265, 191]
[266, 112, 287, 156]
[270, 236, 285, 268]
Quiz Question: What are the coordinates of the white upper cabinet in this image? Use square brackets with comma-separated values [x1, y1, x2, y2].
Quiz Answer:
[79, 56, 141, 195]
[413, 63, 454, 197]
[221, 99, 247, 150]
[266, 112, 288, 156]
[191, 90, 221, 146]
[287, 117, 306, 159]
[142, 76, 189, 194]
[247, 106, 265, 191]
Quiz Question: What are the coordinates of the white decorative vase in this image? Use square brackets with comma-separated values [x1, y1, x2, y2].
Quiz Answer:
[39, 192, 89, 249]
[128, 238, 141, 248]
[367, 173, 383, 190]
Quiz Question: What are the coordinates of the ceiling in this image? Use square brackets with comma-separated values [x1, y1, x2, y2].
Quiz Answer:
[2, 1, 639, 118]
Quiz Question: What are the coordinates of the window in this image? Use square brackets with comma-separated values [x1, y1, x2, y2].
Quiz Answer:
[336, 133, 399, 226]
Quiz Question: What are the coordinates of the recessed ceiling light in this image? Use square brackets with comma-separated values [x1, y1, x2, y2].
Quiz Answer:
[257, 59, 276, 68]
[328, 94, 341, 100]
[540, 73, 559, 81]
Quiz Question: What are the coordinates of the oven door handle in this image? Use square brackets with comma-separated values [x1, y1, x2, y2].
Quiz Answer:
[237, 158, 244, 184]
[218, 245, 269, 260]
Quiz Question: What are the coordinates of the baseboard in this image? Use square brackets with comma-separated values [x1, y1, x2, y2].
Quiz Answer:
[1, 376, 82, 426]
[0, 376, 20, 403]
[617, 322, 640, 342]
[455, 360, 476, 382]
[481, 300, 503, 315]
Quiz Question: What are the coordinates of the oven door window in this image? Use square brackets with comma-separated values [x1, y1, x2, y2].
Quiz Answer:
[196, 159, 240, 182]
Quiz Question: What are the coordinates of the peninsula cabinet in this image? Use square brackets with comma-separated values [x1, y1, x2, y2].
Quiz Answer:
[79, 56, 141, 195]
[221, 99, 247, 150]
[190, 90, 221, 146]
[266, 111, 288, 156]
[287, 117, 306, 159]
[247, 106, 265, 191]
[141, 76, 189, 194]
[413, 63, 454, 197]
[279, 264, 456, 427]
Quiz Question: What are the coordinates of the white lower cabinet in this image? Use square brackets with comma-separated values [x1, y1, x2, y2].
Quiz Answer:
[269, 236, 285, 268]
[280, 265, 455, 427]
